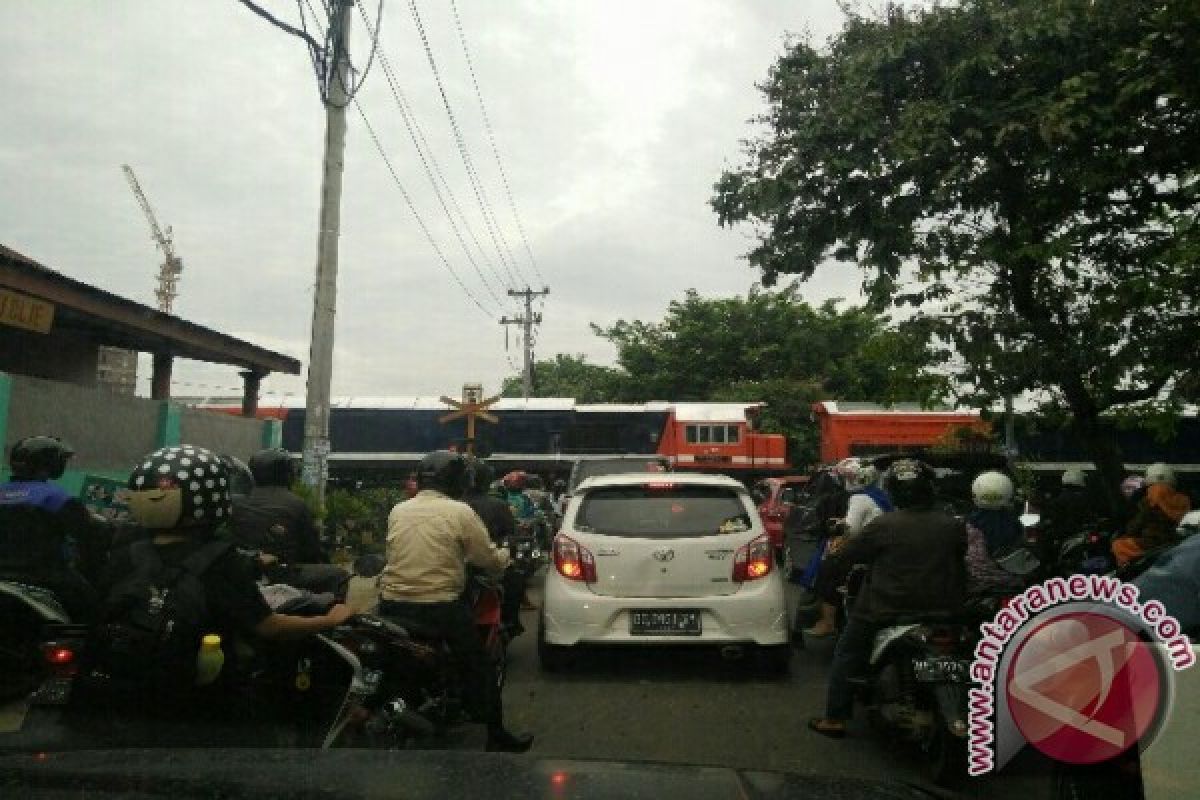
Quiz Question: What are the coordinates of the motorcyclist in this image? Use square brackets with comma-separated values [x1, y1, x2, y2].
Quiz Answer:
[461, 458, 527, 635]
[964, 471, 1025, 595]
[1037, 468, 1096, 562]
[804, 460, 892, 638]
[378, 450, 533, 753]
[1112, 463, 1191, 567]
[230, 448, 349, 601]
[0, 436, 110, 621]
[808, 459, 966, 738]
[502, 471, 537, 521]
[102, 445, 355, 685]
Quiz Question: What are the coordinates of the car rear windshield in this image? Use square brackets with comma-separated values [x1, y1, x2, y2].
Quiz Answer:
[569, 459, 670, 491]
[574, 485, 752, 538]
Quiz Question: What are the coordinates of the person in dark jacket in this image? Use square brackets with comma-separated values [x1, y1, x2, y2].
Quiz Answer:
[808, 459, 967, 738]
[1037, 469, 1097, 562]
[462, 458, 526, 633]
[230, 448, 348, 600]
[0, 436, 110, 621]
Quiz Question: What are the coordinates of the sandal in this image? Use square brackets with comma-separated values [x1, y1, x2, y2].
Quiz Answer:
[807, 718, 846, 739]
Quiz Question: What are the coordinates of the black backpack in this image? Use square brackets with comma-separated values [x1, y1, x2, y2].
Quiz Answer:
[94, 539, 232, 691]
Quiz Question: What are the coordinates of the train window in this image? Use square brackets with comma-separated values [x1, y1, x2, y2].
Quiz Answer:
[727, 425, 740, 444]
[685, 425, 698, 444]
[712, 425, 726, 443]
[698, 426, 710, 443]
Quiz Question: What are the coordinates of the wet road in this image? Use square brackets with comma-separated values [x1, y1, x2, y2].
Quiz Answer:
[487, 575, 1061, 799]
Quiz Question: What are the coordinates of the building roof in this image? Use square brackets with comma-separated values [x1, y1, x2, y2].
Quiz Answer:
[813, 401, 978, 416]
[0, 244, 300, 375]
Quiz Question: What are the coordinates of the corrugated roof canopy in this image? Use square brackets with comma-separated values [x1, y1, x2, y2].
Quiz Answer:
[0, 244, 300, 376]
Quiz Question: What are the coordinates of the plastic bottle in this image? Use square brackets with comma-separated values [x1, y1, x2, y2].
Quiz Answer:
[195, 634, 224, 686]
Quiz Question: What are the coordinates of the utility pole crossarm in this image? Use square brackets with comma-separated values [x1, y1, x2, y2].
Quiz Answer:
[500, 286, 549, 400]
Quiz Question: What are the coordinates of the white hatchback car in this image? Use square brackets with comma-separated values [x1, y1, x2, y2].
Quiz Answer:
[538, 472, 790, 672]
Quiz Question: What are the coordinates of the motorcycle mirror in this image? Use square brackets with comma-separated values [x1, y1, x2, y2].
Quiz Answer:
[1019, 513, 1041, 528]
[352, 553, 386, 579]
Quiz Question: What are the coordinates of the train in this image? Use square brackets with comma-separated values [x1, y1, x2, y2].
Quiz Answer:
[193, 395, 1200, 484]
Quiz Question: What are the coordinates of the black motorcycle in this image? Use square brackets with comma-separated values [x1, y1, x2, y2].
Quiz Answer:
[856, 616, 973, 787]
[0, 580, 71, 702]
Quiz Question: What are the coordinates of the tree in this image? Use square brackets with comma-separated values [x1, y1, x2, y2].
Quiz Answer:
[592, 285, 945, 463]
[712, 0, 1200, 513]
[500, 353, 625, 403]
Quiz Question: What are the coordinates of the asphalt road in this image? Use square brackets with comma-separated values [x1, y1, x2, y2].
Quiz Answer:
[487, 574, 1062, 800]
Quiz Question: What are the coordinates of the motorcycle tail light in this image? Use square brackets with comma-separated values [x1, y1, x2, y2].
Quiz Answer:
[43, 646, 74, 666]
[554, 535, 597, 583]
[732, 535, 773, 582]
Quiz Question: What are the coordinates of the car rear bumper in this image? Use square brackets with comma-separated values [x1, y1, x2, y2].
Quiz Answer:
[542, 575, 789, 647]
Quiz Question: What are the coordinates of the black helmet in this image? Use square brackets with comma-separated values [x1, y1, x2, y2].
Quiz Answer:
[248, 448, 294, 488]
[10, 436, 74, 481]
[884, 458, 936, 510]
[127, 445, 232, 530]
[468, 459, 495, 493]
[221, 455, 255, 498]
[417, 450, 468, 498]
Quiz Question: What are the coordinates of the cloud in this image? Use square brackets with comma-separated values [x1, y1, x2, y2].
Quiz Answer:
[1, 0, 858, 402]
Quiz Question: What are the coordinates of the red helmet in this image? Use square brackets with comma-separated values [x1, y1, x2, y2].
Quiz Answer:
[502, 470, 527, 491]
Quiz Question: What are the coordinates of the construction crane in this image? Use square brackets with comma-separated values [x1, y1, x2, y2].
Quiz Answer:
[121, 164, 183, 313]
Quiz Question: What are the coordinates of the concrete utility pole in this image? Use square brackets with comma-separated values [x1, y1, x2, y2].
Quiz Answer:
[301, 0, 354, 507]
[500, 287, 549, 399]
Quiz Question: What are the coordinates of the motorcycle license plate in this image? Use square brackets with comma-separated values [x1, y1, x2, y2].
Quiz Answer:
[912, 658, 968, 683]
[630, 610, 702, 636]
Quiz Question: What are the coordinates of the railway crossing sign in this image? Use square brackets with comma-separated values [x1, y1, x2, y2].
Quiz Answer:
[439, 384, 500, 454]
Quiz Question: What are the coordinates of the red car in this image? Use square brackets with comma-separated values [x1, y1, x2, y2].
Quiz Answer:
[751, 475, 811, 551]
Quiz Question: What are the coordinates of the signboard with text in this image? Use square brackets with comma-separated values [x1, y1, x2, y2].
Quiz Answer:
[0, 288, 55, 334]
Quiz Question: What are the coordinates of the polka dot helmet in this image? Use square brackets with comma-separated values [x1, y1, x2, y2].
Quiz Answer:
[127, 445, 232, 530]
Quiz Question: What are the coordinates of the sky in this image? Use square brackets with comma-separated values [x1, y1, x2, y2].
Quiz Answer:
[0, 0, 865, 403]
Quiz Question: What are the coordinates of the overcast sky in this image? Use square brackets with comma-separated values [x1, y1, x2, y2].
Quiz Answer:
[0, 0, 864, 402]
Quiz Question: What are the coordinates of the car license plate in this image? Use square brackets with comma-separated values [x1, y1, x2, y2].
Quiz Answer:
[629, 610, 701, 636]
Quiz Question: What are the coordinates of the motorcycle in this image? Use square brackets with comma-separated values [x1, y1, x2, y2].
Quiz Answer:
[505, 529, 544, 581]
[856, 616, 973, 787]
[346, 560, 511, 748]
[0, 580, 71, 702]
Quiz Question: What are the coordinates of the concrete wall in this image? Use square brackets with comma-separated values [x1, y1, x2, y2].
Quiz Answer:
[179, 406, 265, 461]
[0, 370, 275, 493]
[0, 326, 99, 387]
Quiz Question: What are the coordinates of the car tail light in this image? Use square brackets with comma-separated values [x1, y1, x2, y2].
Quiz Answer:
[554, 535, 597, 583]
[732, 535, 772, 582]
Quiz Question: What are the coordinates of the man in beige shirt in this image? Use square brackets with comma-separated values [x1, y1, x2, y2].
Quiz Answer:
[378, 450, 532, 753]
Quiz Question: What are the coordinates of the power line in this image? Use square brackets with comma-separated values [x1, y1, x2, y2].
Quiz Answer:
[354, 99, 495, 319]
[448, 0, 545, 286]
[355, 2, 508, 307]
[406, 0, 527, 291]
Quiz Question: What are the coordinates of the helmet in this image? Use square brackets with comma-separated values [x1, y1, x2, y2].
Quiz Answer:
[972, 471, 1015, 509]
[127, 445, 232, 530]
[884, 459, 936, 510]
[1061, 468, 1086, 488]
[467, 458, 495, 493]
[221, 455, 255, 498]
[834, 458, 864, 490]
[1145, 463, 1177, 487]
[417, 450, 468, 497]
[502, 471, 527, 491]
[1121, 475, 1147, 499]
[248, 448, 294, 488]
[9, 436, 74, 481]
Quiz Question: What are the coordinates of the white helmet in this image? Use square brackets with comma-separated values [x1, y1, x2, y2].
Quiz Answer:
[972, 471, 1015, 509]
[1061, 468, 1086, 488]
[1145, 463, 1177, 487]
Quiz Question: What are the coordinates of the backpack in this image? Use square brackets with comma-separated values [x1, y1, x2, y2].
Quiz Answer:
[93, 538, 232, 692]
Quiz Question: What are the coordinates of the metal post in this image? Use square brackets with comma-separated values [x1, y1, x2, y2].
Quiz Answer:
[301, 0, 353, 507]
[1004, 394, 1017, 457]
[500, 287, 548, 400]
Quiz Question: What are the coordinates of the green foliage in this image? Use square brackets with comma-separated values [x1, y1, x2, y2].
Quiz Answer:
[504, 285, 946, 465]
[500, 354, 625, 402]
[712, 0, 1200, 505]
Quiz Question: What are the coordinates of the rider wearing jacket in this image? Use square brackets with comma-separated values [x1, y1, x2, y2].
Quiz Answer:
[964, 471, 1024, 595]
[462, 458, 526, 634]
[0, 436, 110, 621]
[379, 450, 532, 753]
[809, 459, 966, 738]
[230, 448, 349, 601]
